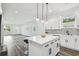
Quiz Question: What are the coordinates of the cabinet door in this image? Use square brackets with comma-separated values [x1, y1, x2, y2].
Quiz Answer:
[60, 35, 67, 47]
[75, 36, 79, 51]
[29, 41, 49, 56]
[50, 42, 56, 56]
[67, 36, 75, 49]
[50, 40, 59, 56]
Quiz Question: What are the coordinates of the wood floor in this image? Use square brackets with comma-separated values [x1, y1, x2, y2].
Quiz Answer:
[1, 46, 79, 56]
[58, 47, 79, 56]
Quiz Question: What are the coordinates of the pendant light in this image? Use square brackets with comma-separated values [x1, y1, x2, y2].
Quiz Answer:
[36, 3, 39, 21]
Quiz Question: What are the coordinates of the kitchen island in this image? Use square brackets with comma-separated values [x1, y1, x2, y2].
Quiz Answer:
[25, 34, 60, 56]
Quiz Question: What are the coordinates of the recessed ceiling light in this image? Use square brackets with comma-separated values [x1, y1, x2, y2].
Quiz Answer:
[15, 11, 18, 14]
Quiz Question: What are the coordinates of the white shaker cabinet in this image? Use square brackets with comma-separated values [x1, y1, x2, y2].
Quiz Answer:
[66, 36, 75, 49]
[50, 40, 60, 56]
[60, 35, 67, 47]
[28, 39, 60, 56]
[75, 36, 79, 51]
[60, 35, 79, 51]
[29, 41, 49, 56]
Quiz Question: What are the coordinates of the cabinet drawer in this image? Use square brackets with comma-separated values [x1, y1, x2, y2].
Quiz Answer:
[43, 39, 58, 48]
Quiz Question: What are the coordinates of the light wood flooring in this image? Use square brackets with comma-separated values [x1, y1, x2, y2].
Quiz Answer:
[1, 46, 79, 56]
[57, 47, 79, 56]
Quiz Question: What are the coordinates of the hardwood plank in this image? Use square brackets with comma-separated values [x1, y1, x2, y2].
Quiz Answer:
[59, 47, 79, 56]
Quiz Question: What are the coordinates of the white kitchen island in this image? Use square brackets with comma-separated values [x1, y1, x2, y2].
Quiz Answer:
[25, 34, 60, 56]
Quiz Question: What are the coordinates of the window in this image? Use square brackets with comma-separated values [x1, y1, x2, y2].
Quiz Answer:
[4, 25, 11, 32]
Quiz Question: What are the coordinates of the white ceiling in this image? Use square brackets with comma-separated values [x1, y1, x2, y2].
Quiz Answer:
[49, 3, 79, 12]
[2, 3, 79, 24]
[2, 3, 37, 24]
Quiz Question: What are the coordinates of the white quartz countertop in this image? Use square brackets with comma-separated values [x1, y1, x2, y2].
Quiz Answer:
[25, 35, 59, 45]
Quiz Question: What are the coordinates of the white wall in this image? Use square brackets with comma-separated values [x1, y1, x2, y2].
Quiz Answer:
[4, 24, 22, 35]
[21, 20, 45, 36]
[45, 16, 61, 29]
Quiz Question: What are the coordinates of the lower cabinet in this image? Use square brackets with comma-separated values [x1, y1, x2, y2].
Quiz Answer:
[29, 41, 49, 56]
[75, 36, 79, 51]
[29, 39, 60, 56]
[66, 36, 75, 49]
[60, 35, 67, 47]
[60, 35, 79, 51]
[50, 40, 60, 56]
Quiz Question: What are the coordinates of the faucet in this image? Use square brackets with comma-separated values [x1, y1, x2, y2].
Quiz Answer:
[66, 30, 70, 35]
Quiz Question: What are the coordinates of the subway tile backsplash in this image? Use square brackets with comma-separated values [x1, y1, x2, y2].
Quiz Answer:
[45, 29, 61, 34]
[46, 28, 79, 35]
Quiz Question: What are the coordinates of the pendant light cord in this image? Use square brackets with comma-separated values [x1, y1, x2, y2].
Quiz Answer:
[37, 3, 38, 18]
[42, 3, 44, 20]
[46, 3, 48, 21]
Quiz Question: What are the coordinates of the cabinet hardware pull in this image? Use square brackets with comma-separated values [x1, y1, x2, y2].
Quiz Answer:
[57, 43, 58, 47]
[49, 48, 52, 55]
[55, 40, 57, 42]
[65, 40, 67, 42]
[51, 42, 54, 44]
[44, 44, 49, 47]
[67, 40, 68, 42]
[75, 39, 77, 42]
[65, 40, 68, 43]
[58, 39, 60, 40]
